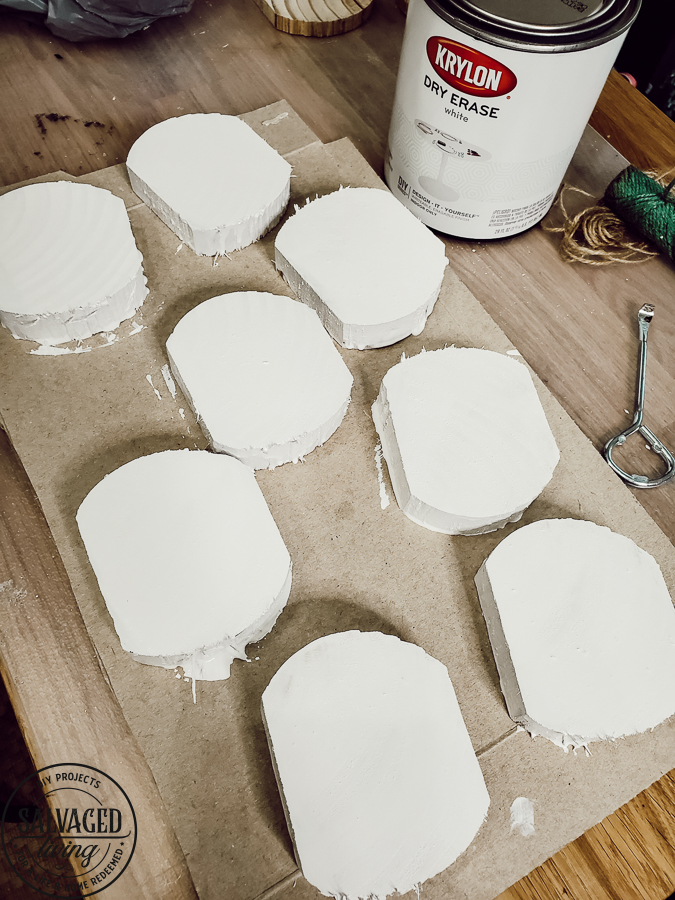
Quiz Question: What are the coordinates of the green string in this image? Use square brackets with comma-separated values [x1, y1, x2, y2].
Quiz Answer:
[604, 166, 675, 260]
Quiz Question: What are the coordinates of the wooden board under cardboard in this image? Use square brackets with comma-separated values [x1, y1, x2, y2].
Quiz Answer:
[1, 101, 675, 900]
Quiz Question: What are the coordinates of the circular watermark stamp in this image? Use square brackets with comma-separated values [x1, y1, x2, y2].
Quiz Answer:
[1, 763, 137, 897]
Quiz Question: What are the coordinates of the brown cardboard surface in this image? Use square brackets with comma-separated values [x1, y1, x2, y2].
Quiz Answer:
[1, 105, 675, 900]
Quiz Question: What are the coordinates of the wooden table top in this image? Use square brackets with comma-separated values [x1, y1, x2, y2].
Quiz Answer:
[1, 2, 675, 898]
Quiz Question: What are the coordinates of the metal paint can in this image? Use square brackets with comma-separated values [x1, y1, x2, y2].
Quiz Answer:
[385, 0, 641, 238]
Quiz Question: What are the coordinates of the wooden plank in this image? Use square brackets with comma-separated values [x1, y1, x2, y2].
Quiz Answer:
[589, 70, 675, 174]
[0, 429, 198, 900]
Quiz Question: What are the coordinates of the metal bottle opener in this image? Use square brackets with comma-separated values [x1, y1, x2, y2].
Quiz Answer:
[604, 304, 675, 488]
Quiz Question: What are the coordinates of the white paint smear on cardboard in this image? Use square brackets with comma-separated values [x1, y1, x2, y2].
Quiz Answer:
[510, 797, 535, 837]
[374, 443, 390, 510]
[31, 344, 92, 356]
[161, 363, 177, 398]
[263, 112, 289, 126]
[146, 374, 161, 400]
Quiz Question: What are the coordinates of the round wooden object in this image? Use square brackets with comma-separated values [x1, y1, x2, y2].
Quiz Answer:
[252, 0, 375, 37]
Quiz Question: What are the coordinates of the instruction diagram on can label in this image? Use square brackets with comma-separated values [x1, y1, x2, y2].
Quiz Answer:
[386, 102, 572, 235]
[413, 118, 490, 202]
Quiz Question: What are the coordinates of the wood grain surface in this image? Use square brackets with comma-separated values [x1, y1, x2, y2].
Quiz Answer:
[0, 3, 674, 899]
[590, 70, 675, 175]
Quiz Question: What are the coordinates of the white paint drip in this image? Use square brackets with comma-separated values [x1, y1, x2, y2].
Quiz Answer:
[510, 797, 535, 837]
[161, 363, 177, 398]
[262, 112, 289, 126]
[178, 408, 186, 419]
[506, 349, 520, 357]
[128, 320, 143, 335]
[30, 344, 92, 355]
[146, 374, 161, 400]
[374, 442, 390, 509]
[29, 329, 117, 355]
[31, 344, 74, 356]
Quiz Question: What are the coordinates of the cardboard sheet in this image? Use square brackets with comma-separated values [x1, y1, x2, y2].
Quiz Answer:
[1, 101, 675, 900]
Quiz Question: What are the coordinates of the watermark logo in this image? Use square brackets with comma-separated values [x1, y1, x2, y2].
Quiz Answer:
[2, 763, 137, 897]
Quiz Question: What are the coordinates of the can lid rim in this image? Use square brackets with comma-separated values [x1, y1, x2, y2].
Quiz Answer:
[422, 0, 641, 51]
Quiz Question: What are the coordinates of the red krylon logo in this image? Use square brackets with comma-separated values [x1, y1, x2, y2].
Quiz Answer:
[426, 37, 517, 97]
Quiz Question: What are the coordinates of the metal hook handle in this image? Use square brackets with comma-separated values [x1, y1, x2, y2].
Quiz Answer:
[603, 304, 675, 489]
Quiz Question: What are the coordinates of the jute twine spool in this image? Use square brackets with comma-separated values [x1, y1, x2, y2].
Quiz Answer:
[547, 166, 675, 265]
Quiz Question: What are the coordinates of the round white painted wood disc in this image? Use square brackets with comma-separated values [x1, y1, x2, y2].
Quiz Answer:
[0, 181, 146, 344]
[372, 347, 560, 534]
[262, 630, 489, 899]
[166, 292, 353, 469]
[476, 518, 675, 748]
[127, 114, 292, 256]
[77, 449, 292, 680]
[275, 187, 448, 349]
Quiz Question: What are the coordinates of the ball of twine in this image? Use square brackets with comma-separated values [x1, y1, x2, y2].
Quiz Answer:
[547, 166, 675, 265]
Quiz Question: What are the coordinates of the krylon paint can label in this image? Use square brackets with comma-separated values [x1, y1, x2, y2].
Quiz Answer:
[385, 0, 640, 239]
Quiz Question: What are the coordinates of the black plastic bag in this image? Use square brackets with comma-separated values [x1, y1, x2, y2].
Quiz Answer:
[0, 0, 193, 40]
[0, 0, 47, 13]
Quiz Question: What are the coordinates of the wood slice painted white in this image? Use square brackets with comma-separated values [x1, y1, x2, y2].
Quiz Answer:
[475, 518, 675, 750]
[372, 347, 560, 534]
[127, 114, 292, 256]
[274, 187, 448, 349]
[77, 449, 291, 681]
[166, 292, 353, 468]
[262, 630, 490, 899]
[0, 181, 147, 345]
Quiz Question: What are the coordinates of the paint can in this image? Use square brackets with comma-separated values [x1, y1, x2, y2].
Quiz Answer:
[385, 0, 641, 239]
